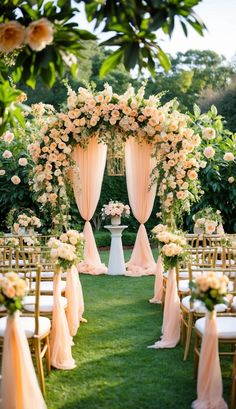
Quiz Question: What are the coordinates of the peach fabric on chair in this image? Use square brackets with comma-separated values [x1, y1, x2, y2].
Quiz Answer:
[192, 311, 228, 409]
[0, 313, 47, 409]
[149, 268, 181, 348]
[71, 137, 107, 275]
[65, 264, 85, 336]
[50, 271, 76, 369]
[125, 138, 157, 276]
[149, 255, 164, 304]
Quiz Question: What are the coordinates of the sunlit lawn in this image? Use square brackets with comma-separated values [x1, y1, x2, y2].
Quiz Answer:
[46, 250, 232, 409]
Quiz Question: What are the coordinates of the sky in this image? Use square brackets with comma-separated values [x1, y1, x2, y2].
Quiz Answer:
[75, 0, 236, 62]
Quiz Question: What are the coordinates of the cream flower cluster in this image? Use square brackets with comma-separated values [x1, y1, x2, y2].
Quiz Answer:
[48, 230, 84, 269]
[153, 109, 202, 217]
[13, 213, 41, 233]
[0, 19, 53, 54]
[193, 207, 223, 235]
[101, 201, 130, 218]
[190, 272, 229, 312]
[0, 272, 28, 314]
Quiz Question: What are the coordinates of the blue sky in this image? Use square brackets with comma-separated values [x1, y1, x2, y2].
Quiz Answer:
[75, 0, 236, 61]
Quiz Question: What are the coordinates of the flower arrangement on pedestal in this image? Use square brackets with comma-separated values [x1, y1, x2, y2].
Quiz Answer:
[7, 208, 41, 235]
[47, 230, 84, 270]
[0, 272, 28, 315]
[101, 200, 130, 225]
[190, 271, 229, 312]
[193, 207, 224, 235]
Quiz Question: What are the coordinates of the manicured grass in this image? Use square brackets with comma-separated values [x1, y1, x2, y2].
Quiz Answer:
[45, 250, 232, 409]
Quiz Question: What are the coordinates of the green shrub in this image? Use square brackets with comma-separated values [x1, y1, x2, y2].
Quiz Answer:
[94, 230, 137, 247]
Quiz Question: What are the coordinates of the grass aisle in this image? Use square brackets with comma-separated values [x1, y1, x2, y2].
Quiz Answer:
[46, 251, 231, 409]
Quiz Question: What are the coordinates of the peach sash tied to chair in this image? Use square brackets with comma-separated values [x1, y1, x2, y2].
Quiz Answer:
[149, 268, 181, 348]
[65, 264, 85, 337]
[0, 312, 47, 409]
[149, 255, 164, 304]
[50, 270, 76, 369]
[192, 310, 228, 409]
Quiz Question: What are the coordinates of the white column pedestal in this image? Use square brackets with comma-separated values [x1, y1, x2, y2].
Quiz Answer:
[104, 225, 128, 275]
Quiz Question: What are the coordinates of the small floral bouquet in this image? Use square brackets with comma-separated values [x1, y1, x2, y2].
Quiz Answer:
[101, 200, 130, 219]
[152, 224, 189, 270]
[193, 207, 224, 235]
[0, 272, 28, 315]
[190, 272, 229, 311]
[7, 208, 41, 234]
[47, 230, 84, 270]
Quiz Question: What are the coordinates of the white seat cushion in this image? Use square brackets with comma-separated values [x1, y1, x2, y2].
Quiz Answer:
[182, 295, 227, 313]
[195, 316, 236, 338]
[31, 280, 66, 293]
[26, 271, 54, 279]
[23, 295, 67, 312]
[0, 316, 51, 338]
[231, 296, 236, 312]
[178, 280, 190, 292]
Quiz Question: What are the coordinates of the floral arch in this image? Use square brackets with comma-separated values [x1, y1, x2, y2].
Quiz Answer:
[28, 84, 203, 275]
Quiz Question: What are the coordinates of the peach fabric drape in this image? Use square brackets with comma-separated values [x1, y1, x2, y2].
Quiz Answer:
[71, 138, 107, 275]
[149, 268, 181, 348]
[50, 271, 76, 369]
[149, 255, 164, 304]
[125, 138, 157, 276]
[192, 311, 228, 409]
[65, 264, 85, 337]
[0, 313, 47, 409]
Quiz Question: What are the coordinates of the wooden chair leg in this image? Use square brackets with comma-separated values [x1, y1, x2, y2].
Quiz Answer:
[181, 311, 186, 346]
[183, 312, 193, 361]
[230, 353, 236, 409]
[34, 338, 46, 397]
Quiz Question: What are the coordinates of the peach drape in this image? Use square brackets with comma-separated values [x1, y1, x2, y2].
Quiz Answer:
[149, 268, 181, 348]
[192, 311, 228, 409]
[125, 138, 157, 276]
[0, 313, 47, 409]
[65, 264, 85, 337]
[71, 138, 107, 275]
[50, 271, 76, 369]
[149, 255, 164, 304]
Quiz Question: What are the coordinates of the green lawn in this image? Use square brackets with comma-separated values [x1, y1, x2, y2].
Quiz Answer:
[46, 250, 232, 409]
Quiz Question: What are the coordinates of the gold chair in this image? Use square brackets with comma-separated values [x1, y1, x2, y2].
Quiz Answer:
[0, 266, 51, 396]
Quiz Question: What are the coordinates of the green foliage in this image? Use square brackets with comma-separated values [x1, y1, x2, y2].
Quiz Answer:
[187, 105, 236, 233]
[84, 0, 206, 76]
[0, 81, 25, 135]
[94, 231, 137, 247]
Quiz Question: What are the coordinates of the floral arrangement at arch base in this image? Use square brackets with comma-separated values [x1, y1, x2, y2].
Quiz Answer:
[0, 272, 28, 315]
[47, 230, 84, 271]
[193, 207, 224, 235]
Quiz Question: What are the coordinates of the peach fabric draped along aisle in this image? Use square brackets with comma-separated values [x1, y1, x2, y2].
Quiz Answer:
[149, 255, 164, 304]
[149, 268, 181, 348]
[125, 138, 157, 276]
[65, 264, 85, 337]
[50, 271, 76, 369]
[71, 137, 107, 275]
[192, 311, 228, 409]
[0, 313, 47, 409]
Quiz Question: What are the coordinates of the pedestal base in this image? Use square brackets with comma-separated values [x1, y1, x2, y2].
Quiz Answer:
[104, 225, 128, 275]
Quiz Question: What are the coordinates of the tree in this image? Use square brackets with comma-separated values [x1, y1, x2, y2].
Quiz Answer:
[145, 50, 234, 111]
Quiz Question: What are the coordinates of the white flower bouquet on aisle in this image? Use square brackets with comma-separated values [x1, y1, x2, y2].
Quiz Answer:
[101, 200, 130, 226]
[47, 230, 84, 270]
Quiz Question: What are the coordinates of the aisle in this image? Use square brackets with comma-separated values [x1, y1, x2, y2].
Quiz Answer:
[46, 271, 199, 409]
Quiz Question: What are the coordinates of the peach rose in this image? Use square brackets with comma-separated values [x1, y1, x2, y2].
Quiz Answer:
[18, 157, 28, 166]
[203, 146, 215, 159]
[223, 152, 234, 161]
[0, 170, 6, 176]
[228, 176, 235, 183]
[187, 170, 198, 180]
[3, 131, 14, 144]
[11, 175, 21, 185]
[2, 150, 12, 159]
[24, 18, 54, 51]
[202, 127, 216, 140]
[0, 21, 25, 53]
